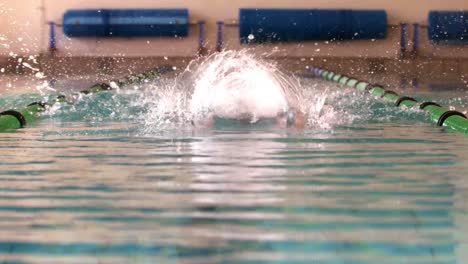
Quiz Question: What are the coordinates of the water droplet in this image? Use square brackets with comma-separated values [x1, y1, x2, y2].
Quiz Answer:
[248, 34, 255, 40]
[109, 81, 119, 89]
[35, 72, 45, 79]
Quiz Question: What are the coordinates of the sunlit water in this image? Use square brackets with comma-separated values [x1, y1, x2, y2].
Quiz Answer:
[1, 52, 468, 264]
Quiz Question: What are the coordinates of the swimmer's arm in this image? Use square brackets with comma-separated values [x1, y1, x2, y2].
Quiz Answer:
[291, 111, 306, 129]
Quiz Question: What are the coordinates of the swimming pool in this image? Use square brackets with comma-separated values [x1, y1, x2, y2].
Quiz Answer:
[0, 56, 467, 263]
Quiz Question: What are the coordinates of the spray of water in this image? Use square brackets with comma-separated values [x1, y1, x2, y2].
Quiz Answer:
[142, 50, 338, 132]
[0, 47, 431, 134]
[188, 50, 303, 123]
[0, 2, 51, 95]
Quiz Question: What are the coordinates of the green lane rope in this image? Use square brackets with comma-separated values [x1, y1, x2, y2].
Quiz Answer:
[0, 65, 172, 132]
[308, 66, 468, 134]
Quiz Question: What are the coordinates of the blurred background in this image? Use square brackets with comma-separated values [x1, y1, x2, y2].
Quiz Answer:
[0, 0, 467, 89]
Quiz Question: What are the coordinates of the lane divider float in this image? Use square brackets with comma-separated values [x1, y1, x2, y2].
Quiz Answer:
[308, 66, 468, 134]
[0, 65, 173, 132]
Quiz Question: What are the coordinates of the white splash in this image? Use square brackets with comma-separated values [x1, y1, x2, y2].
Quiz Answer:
[141, 79, 192, 129]
[189, 50, 303, 124]
[141, 50, 341, 132]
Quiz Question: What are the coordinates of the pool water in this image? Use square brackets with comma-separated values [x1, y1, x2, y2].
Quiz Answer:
[1, 66, 468, 264]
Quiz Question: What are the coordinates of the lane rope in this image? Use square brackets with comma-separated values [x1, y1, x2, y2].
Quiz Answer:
[419, 101, 442, 109]
[381, 90, 398, 98]
[0, 110, 27, 128]
[395, 96, 417, 106]
[27, 101, 49, 109]
[437, 111, 467, 126]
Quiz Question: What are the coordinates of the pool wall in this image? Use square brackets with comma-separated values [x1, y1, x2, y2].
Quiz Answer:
[0, 0, 468, 59]
[0, 56, 464, 97]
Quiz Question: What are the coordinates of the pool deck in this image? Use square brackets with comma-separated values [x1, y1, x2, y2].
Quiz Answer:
[0, 52, 467, 98]
[1, 55, 467, 91]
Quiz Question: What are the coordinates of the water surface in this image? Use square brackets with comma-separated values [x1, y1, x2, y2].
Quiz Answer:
[0, 67, 467, 263]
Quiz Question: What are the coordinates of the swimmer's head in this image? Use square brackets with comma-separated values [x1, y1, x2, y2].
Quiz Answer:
[189, 51, 305, 127]
[276, 108, 307, 129]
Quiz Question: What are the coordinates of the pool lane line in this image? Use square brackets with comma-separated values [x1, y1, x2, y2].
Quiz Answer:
[0, 65, 173, 132]
[307, 66, 468, 134]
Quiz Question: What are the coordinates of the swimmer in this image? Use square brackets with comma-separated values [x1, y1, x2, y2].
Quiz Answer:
[275, 107, 307, 129]
[191, 106, 306, 129]
[188, 51, 306, 128]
